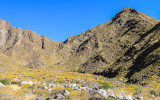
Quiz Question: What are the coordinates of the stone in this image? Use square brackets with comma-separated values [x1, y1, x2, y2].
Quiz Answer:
[48, 88, 53, 92]
[74, 86, 80, 90]
[13, 77, 21, 82]
[116, 95, 124, 99]
[21, 80, 33, 86]
[57, 94, 65, 99]
[97, 89, 108, 98]
[42, 83, 47, 86]
[81, 87, 87, 90]
[42, 86, 48, 90]
[69, 83, 77, 89]
[50, 89, 70, 99]
[48, 84, 56, 88]
[124, 95, 133, 100]
[63, 90, 70, 96]
[0, 82, 5, 87]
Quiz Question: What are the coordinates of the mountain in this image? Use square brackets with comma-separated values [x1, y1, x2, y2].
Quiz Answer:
[0, 7, 159, 84]
[56, 7, 160, 84]
[0, 19, 59, 69]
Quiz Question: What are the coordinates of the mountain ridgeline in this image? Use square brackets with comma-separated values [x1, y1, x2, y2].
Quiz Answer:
[0, 8, 160, 84]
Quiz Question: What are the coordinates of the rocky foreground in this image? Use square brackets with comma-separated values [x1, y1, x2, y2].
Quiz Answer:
[0, 78, 143, 100]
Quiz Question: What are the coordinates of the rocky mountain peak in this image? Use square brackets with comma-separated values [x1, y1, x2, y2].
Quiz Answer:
[122, 7, 139, 13]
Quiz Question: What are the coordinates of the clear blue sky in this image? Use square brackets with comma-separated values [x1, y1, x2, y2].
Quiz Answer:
[0, 0, 159, 42]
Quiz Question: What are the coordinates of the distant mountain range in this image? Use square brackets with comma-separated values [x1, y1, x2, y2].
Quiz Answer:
[0, 7, 159, 84]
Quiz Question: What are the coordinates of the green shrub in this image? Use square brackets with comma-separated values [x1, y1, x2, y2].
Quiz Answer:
[105, 97, 120, 100]
[11, 81, 20, 85]
[126, 82, 131, 86]
[100, 82, 110, 89]
[0, 78, 11, 85]
[149, 90, 157, 96]
[134, 88, 142, 95]
[52, 81, 65, 84]
[28, 86, 34, 90]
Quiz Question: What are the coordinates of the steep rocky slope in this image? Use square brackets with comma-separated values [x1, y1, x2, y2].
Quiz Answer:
[0, 19, 59, 68]
[57, 8, 160, 84]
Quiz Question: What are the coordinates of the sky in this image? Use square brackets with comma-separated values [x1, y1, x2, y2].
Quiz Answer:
[0, 0, 159, 42]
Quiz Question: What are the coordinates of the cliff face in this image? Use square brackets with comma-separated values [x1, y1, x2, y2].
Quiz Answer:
[0, 8, 159, 84]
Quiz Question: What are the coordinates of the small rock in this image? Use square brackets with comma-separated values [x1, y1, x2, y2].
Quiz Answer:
[45, 98, 57, 100]
[48, 88, 53, 92]
[109, 94, 115, 98]
[63, 90, 70, 96]
[21, 80, 33, 86]
[42, 86, 48, 90]
[98, 89, 108, 98]
[93, 87, 99, 90]
[57, 94, 65, 99]
[124, 95, 133, 100]
[152, 94, 155, 98]
[48, 84, 56, 88]
[0, 82, 5, 87]
[42, 83, 47, 86]
[74, 86, 80, 90]
[13, 77, 21, 82]
[81, 87, 87, 90]
[69, 83, 77, 89]
[50, 89, 70, 99]
[116, 95, 124, 99]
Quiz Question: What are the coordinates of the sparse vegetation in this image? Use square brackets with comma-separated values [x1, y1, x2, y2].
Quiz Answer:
[149, 90, 158, 96]
[100, 82, 110, 89]
[134, 88, 142, 95]
[52, 80, 66, 84]
[0, 78, 11, 85]
[106, 97, 120, 100]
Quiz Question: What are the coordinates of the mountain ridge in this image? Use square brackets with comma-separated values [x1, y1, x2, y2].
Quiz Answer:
[0, 7, 160, 84]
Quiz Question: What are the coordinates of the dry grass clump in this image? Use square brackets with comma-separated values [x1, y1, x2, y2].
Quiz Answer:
[0, 86, 25, 100]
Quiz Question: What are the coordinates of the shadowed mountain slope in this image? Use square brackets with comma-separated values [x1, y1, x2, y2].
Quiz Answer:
[57, 8, 160, 84]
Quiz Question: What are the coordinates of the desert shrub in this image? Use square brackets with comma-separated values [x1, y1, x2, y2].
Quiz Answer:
[11, 81, 20, 85]
[126, 82, 131, 86]
[134, 88, 142, 95]
[0, 78, 11, 85]
[69, 90, 88, 100]
[106, 97, 120, 100]
[28, 85, 34, 90]
[100, 82, 110, 89]
[149, 90, 158, 96]
[52, 80, 65, 84]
